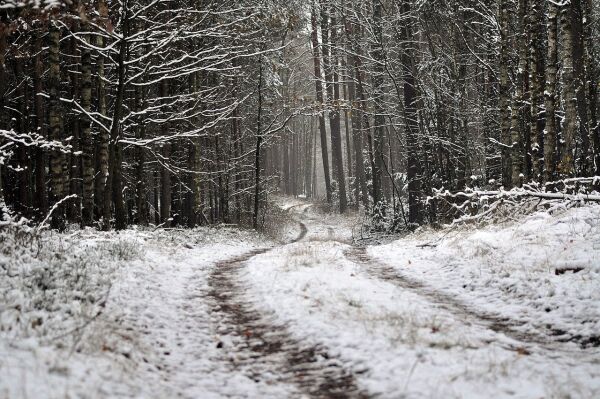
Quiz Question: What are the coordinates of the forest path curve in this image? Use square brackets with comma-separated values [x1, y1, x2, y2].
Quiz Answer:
[284, 201, 599, 352]
[343, 245, 600, 353]
[207, 218, 370, 399]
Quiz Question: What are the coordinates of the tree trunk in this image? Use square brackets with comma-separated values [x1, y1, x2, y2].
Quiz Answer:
[544, 2, 559, 182]
[341, 61, 353, 178]
[159, 79, 171, 225]
[33, 34, 48, 218]
[15, 58, 32, 217]
[584, 0, 599, 175]
[253, 55, 263, 229]
[371, 0, 384, 206]
[97, 0, 110, 224]
[401, 1, 422, 225]
[0, 20, 6, 215]
[81, 32, 94, 226]
[105, 0, 129, 230]
[67, 21, 81, 223]
[570, 0, 590, 174]
[135, 80, 148, 225]
[342, 4, 368, 208]
[327, 13, 347, 213]
[48, 21, 66, 230]
[558, 1, 578, 177]
[529, 0, 545, 181]
[498, 0, 512, 187]
[510, 0, 529, 186]
[311, 0, 332, 203]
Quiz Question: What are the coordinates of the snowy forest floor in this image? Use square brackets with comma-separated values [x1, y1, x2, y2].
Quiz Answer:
[1, 198, 599, 398]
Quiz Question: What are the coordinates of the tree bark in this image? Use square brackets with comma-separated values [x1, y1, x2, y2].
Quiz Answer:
[498, 0, 512, 187]
[570, 0, 590, 174]
[544, 2, 559, 182]
[81, 31, 94, 226]
[401, 0, 422, 225]
[584, 0, 599, 175]
[558, 1, 578, 177]
[105, 0, 129, 230]
[510, 0, 529, 186]
[310, 0, 332, 203]
[33, 34, 48, 217]
[48, 21, 66, 230]
[253, 55, 263, 229]
[97, 0, 110, 224]
[529, 0, 545, 181]
[327, 12, 348, 213]
[371, 0, 384, 205]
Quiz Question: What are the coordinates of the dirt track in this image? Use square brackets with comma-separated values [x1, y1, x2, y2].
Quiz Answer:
[207, 220, 369, 398]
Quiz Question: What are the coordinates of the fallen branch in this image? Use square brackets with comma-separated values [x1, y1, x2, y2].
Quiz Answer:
[430, 188, 600, 203]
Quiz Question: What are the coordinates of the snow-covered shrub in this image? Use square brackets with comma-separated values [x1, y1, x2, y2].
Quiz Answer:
[262, 200, 298, 242]
[99, 239, 144, 261]
[0, 221, 132, 350]
[430, 179, 600, 227]
[362, 199, 411, 237]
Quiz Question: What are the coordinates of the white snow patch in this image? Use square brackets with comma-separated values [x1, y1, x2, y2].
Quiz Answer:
[1, 226, 297, 398]
[370, 205, 600, 339]
[241, 206, 600, 398]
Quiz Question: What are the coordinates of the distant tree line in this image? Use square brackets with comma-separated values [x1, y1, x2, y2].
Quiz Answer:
[0, 0, 303, 230]
[1, 0, 599, 231]
[302, 0, 599, 227]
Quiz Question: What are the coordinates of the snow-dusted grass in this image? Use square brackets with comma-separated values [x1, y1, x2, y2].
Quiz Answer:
[3, 201, 599, 398]
[370, 204, 600, 341]
[0, 224, 293, 399]
[241, 204, 600, 398]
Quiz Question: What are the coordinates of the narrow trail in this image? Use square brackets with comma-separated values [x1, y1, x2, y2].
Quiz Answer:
[344, 246, 600, 352]
[207, 220, 369, 398]
[284, 203, 599, 352]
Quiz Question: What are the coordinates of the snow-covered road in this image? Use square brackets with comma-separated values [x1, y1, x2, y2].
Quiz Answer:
[237, 200, 600, 398]
[2, 199, 599, 398]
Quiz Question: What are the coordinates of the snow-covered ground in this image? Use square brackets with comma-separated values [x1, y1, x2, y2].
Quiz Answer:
[242, 201, 600, 398]
[2, 199, 599, 398]
[370, 204, 600, 345]
[0, 225, 296, 398]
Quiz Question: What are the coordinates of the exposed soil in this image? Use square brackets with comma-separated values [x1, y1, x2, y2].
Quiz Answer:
[345, 246, 600, 351]
[207, 222, 370, 398]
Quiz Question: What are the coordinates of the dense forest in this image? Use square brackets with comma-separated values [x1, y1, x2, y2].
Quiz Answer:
[1, 0, 599, 231]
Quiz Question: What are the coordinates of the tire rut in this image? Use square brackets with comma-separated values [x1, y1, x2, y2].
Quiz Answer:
[345, 246, 600, 352]
[208, 222, 369, 398]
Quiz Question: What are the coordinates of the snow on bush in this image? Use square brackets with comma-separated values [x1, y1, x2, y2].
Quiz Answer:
[0, 222, 141, 350]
